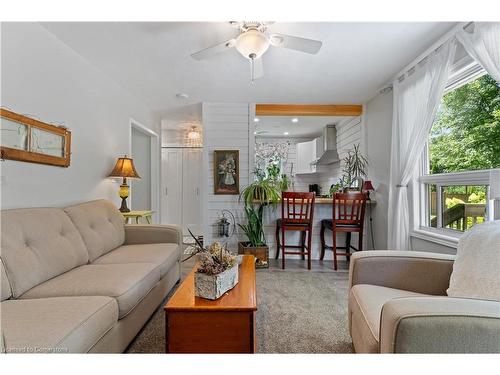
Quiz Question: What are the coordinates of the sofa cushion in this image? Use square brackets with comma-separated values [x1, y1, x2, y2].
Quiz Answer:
[447, 220, 500, 301]
[349, 284, 428, 353]
[92, 243, 180, 277]
[1, 259, 12, 301]
[0, 208, 89, 298]
[1, 296, 118, 353]
[20, 263, 160, 319]
[64, 200, 125, 262]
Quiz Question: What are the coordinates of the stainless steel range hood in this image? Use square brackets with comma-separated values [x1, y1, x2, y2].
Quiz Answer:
[312, 124, 339, 165]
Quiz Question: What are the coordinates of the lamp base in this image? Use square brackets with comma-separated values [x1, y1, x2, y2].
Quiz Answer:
[119, 197, 130, 213]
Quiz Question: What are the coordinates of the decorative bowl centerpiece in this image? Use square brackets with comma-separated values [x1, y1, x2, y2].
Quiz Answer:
[194, 242, 238, 300]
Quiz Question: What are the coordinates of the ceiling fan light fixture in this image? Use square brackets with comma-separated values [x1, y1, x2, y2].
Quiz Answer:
[235, 29, 270, 60]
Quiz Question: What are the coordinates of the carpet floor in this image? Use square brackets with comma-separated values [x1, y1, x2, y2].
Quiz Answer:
[126, 262, 354, 354]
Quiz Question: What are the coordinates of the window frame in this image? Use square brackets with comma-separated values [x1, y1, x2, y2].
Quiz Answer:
[411, 57, 497, 247]
[414, 168, 494, 247]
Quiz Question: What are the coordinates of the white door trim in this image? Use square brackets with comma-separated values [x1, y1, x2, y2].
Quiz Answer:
[129, 118, 160, 222]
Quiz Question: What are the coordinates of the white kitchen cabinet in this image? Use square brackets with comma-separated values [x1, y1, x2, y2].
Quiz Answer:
[295, 139, 317, 174]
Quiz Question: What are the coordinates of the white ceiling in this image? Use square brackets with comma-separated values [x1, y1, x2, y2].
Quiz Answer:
[254, 116, 352, 138]
[40, 22, 456, 123]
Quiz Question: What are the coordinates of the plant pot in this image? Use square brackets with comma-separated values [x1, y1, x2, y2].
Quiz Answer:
[238, 242, 269, 268]
[194, 265, 239, 300]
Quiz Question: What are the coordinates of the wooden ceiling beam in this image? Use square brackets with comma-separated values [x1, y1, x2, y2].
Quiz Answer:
[255, 104, 363, 117]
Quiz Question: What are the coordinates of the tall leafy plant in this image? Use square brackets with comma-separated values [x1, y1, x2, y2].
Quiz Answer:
[341, 143, 368, 189]
[238, 173, 281, 247]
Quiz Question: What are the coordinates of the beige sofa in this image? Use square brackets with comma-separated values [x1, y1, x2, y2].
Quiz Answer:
[348, 250, 500, 353]
[0, 200, 182, 353]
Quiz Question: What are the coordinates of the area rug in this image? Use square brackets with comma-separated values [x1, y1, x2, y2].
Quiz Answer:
[126, 267, 354, 353]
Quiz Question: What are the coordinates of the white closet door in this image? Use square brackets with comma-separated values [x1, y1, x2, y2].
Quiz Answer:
[161, 148, 183, 227]
[182, 148, 202, 235]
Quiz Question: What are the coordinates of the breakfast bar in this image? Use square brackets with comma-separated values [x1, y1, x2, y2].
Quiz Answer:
[261, 197, 376, 261]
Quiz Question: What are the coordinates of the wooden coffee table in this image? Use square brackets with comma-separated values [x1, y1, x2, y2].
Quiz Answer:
[164, 255, 257, 353]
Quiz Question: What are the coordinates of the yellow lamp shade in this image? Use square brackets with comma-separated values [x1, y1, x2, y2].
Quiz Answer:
[108, 156, 141, 179]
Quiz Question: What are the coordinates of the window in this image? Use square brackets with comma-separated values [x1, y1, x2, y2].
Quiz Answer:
[254, 140, 291, 180]
[417, 58, 500, 239]
[428, 73, 499, 175]
[425, 183, 488, 231]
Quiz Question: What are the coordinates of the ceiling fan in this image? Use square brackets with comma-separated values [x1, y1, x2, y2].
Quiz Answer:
[191, 22, 323, 81]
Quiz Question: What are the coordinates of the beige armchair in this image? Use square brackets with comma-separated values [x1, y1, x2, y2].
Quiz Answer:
[348, 250, 500, 353]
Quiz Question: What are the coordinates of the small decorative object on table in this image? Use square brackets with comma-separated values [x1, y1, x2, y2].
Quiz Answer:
[362, 180, 375, 199]
[194, 242, 238, 300]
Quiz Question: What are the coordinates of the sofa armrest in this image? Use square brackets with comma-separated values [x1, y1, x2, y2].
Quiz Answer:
[124, 224, 182, 246]
[349, 250, 455, 295]
[380, 296, 500, 353]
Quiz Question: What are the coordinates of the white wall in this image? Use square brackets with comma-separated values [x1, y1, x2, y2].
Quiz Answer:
[410, 237, 456, 254]
[364, 90, 393, 249]
[0, 23, 159, 209]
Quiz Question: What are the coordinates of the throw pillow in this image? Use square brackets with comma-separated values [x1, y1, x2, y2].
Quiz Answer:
[447, 220, 500, 301]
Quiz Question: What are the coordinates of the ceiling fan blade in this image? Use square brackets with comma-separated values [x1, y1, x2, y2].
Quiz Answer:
[191, 39, 236, 61]
[270, 33, 322, 54]
[252, 58, 264, 80]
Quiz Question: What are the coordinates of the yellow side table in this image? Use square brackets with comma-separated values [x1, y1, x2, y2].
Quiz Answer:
[121, 210, 154, 224]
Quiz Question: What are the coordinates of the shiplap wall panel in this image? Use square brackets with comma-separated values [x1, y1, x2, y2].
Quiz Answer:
[203, 103, 250, 250]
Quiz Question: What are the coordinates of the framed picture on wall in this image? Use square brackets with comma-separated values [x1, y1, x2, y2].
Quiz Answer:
[0, 108, 71, 167]
[214, 150, 239, 195]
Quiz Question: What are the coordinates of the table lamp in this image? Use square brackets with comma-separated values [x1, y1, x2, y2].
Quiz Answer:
[363, 180, 375, 199]
[108, 155, 141, 212]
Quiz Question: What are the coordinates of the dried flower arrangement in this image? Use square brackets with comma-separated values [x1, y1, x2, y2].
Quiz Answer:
[197, 242, 237, 276]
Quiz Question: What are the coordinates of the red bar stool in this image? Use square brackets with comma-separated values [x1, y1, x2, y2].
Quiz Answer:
[320, 192, 367, 270]
[275, 191, 315, 270]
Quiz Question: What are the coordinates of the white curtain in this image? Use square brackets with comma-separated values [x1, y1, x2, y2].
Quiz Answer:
[387, 39, 457, 250]
[457, 22, 500, 82]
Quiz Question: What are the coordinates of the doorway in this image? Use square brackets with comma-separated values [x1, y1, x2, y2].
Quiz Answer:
[130, 119, 159, 222]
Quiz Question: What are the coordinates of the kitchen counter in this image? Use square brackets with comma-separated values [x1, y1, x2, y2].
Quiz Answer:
[255, 198, 376, 205]
[314, 197, 376, 204]
[258, 196, 377, 260]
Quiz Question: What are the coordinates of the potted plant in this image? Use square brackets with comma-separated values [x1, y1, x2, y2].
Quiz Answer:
[194, 241, 238, 300]
[237, 169, 281, 268]
[340, 143, 368, 192]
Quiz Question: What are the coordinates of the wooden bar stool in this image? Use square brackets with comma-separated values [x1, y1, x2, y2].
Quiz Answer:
[275, 191, 315, 270]
[320, 192, 367, 270]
